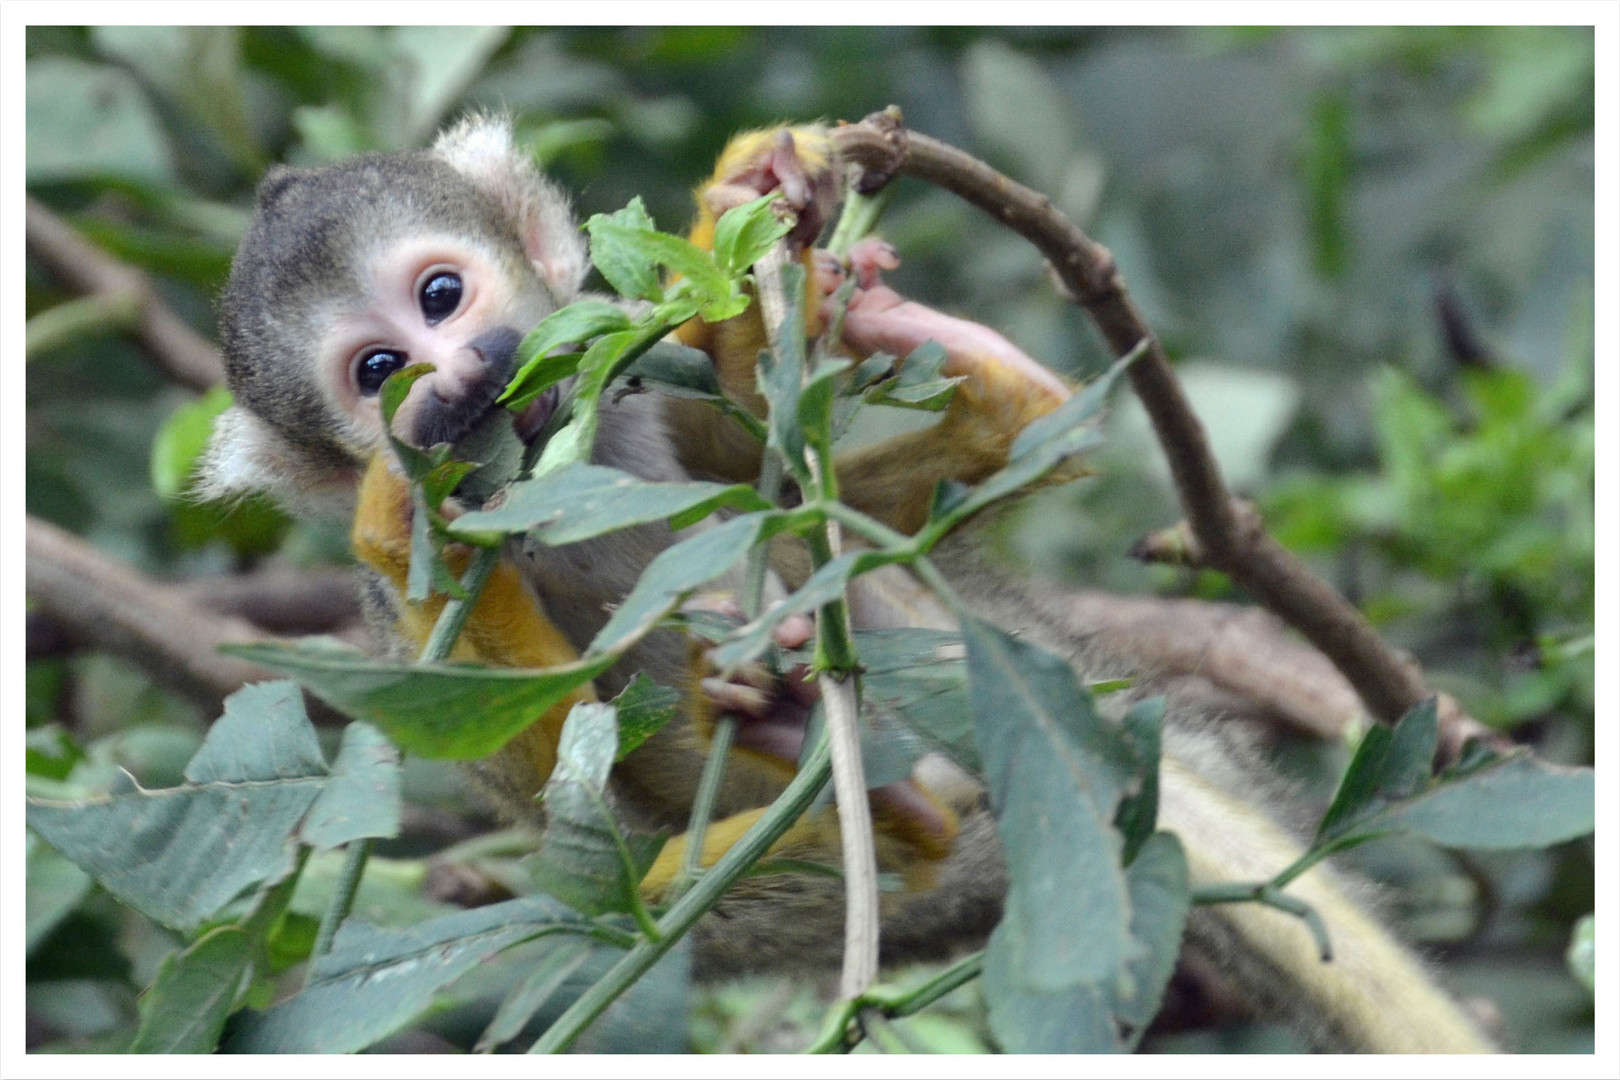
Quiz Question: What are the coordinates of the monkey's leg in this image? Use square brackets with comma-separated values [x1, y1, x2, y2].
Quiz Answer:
[639, 598, 961, 901]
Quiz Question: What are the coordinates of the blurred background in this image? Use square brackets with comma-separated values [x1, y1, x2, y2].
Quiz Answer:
[24, 26, 1595, 1053]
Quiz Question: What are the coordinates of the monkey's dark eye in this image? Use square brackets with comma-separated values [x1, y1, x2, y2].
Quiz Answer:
[419, 272, 463, 324]
[356, 350, 406, 395]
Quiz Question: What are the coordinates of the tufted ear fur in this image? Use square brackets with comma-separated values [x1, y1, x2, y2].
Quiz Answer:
[194, 405, 363, 522]
[433, 114, 589, 305]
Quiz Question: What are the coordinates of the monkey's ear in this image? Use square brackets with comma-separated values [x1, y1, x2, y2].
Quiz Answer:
[194, 405, 360, 521]
[433, 114, 589, 304]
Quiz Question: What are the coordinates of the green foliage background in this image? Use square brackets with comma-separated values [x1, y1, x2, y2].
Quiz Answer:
[25, 26, 1594, 1053]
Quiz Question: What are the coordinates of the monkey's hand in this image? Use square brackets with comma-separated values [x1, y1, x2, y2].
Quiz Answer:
[832, 238, 1073, 534]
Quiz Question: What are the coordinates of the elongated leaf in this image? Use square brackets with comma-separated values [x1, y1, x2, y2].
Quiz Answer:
[129, 926, 252, 1053]
[586, 512, 781, 655]
[26, 683, 332, 930]
[608, 675, 681, 760]
[527, 704, 665, 916]
[983, 935, 1116, 1052]
[863, 340, 962, 412]
[449, 462, 769, 546]
[506, 299, 633, 400]
[1317, 699, 1594, 851]
[1316, 700, 1437, 842]
[621, 340, 726, 399]
[983, 832, 1187, 1053]
[534, 328, 643, 475]
[934, 345, 1139, 538]
[1382, 751, 1594, 849]
[225, 896, 586, 1053]
[707, 548, 904, 672]
[225, 638, 615, 760]
[1111, 832, 1189, 1045]
[967, 616, 1140, 992]
[755, 260, 809, 480]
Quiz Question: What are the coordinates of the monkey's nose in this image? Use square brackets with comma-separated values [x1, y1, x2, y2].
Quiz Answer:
[467, 325, 522, 380]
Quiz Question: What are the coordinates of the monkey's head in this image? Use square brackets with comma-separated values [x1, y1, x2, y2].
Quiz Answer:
[199, 116, 588, 517]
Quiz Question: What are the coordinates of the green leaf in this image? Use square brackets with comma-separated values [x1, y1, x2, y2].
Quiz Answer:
[504, 300, 633, 406]
[853, 629, 978, 776]
[1317, 698, 1594, 851]
[966, 617, 1139, 992]
[474, 936, 594, 1052]
[983, 936, 1116, 1052]
[128, 926, 252, 1053]
[1110, 832, 1189, 1045]
[621, 340, 726, 398]
[710, 193, 795, 275]
[624, 229, 732, 304]
[862, 340, 962, 412]
[152, 387, 233, 499]
[225, 638, 615, 761]
[797, 358, 851, 458]
[755, 260, 810, 482]
[586, 512, 781, 656]
[527, 704, 665, 917]
[584, 199, 739, 311]
[25, 684, 369, 931]
[299, 722, 401, 849]
[225, 896, 586, 1053]
[1114, 697, 1167, 866]
[708, 548, 905, 673]
[608, 676, 681, 760]
[1385, 750, 1594, 849]
[25, 832, 92, 953]
[985, 829, 1188, 1054]
[533, 328, 643, 475]
[619, 339, 770, 443]
[449, 462, 770, 546]
[584, 199, 664, 301]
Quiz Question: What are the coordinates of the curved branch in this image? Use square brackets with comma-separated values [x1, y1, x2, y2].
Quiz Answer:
[831, 112, 1492, 744]
[26, 196, 224, 392]
[26, 515, 276, 714]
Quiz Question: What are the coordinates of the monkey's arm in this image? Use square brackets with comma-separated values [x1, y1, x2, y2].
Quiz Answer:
[669, 126, 1071, 535]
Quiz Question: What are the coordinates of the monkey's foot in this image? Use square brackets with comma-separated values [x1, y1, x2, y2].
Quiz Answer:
[688, 595, 956, 854]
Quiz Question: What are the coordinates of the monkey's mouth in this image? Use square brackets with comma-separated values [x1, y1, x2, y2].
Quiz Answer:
[513, 384, 561, 445]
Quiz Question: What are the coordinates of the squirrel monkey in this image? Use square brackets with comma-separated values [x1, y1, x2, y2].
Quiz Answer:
[198, 116, 1494, 1052]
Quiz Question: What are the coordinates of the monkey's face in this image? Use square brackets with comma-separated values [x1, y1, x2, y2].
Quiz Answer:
[319, 232, 556, 455]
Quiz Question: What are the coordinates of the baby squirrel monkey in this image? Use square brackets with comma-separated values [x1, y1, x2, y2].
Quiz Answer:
[200, 116, 1494, 1052]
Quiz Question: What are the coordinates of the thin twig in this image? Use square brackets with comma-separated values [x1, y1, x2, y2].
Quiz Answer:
[754, 237, 880, 999]
[829, 111, 1487, 741]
